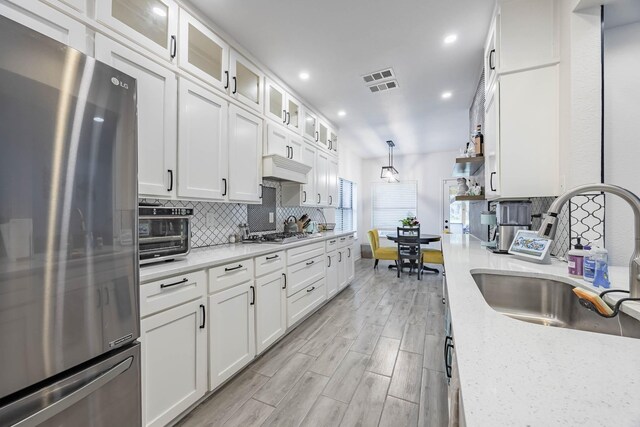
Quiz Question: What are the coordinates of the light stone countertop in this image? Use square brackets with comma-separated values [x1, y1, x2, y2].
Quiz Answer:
[139, 230, 356, 284]
[443, 234, 640, 427]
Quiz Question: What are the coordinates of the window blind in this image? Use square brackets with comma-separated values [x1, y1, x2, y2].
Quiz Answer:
[337, 178, 356, 233]
[372, 181, 417, 230]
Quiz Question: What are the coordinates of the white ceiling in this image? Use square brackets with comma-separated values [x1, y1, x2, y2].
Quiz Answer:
[189, 0, 494, 158]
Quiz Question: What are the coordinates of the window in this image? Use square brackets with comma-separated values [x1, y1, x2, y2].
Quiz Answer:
[372, 181, 417, 231]
[336, 178, 357, 234]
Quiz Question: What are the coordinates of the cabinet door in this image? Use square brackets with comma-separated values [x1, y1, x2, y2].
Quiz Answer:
[484, 81, 500, 198]
[301, 143, 316, 206]
[96, 0, 178, 61]
[289, 135, 303, 163]
[178, 78, 228, 200]
[229, 50, 263, 112]
[229, 105, 262, 203]
[328, 158, 339, 207]
[255, 271, 286, 354]
[286, 94, 303, 135]
[316, 151, 329, 206]
[1, 0, 86, 52]
[95, 34, 177, 198]
[326, 252, 338, 298]
[178, 9, 229, 91]
[265, 79, 286, 124]
[266, 124, 290, 158]
[209, 282, 256, 390]
[346, 246, 355, 284]
[140, 298, 206, 427]
[303, 109, 318, 142]
[337, 249, 347, 290]
[43, 0, 85, 13]
[318, 121, 330, 150]
[329, 130, 338, 154]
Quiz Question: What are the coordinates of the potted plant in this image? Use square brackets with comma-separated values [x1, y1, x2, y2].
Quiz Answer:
[400, 216, 420, 233]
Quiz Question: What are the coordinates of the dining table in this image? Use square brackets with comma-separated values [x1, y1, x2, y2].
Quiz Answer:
[385, 233, 442, 273]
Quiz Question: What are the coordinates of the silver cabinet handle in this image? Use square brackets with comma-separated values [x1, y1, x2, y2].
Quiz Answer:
[13, 357, 133, 427]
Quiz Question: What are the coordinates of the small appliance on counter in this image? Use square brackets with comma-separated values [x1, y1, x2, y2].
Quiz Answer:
[284, 215, 298, 233]
[493, 200, 532, 253]
[139, 206, 193, 264]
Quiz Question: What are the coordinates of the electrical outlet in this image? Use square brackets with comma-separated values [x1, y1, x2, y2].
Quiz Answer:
[269, 212, 274, 223]
[206, 212, 216, 228]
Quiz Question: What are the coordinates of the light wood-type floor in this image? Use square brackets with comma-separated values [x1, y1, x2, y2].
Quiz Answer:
[177, 259, 448, 427]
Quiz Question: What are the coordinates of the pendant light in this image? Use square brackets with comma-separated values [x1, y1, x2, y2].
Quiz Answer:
[380, 140, 399, 182]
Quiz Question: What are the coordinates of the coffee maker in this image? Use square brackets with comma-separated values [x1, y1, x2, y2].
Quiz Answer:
[493, 200, 532, 253]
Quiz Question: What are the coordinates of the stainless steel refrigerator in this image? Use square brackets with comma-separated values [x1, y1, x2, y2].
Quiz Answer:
[0, 16, 141, 426]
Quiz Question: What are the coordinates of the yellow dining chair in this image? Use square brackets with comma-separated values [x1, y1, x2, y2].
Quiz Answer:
[368, 229, 399, 269]
[422, 247, 444, 272]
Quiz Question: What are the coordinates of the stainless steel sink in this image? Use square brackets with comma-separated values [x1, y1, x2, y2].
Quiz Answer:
[472, 273, 640, 339]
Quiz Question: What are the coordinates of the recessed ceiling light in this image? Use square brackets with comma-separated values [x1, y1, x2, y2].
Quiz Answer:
[299, 72, 310, 80]
[93, 117, 105, 123]
[338, 110, 346, 117]
[152, 6, 167, 17]
[441, 91, 452, 99]
[444, 34, 457, 44]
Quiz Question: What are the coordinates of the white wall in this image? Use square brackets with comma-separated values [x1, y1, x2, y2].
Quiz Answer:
[359, 150, 458, 249]
[604, 21, 640, 265]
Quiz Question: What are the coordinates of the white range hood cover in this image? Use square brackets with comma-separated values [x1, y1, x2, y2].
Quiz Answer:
[262, 154, 311, 184]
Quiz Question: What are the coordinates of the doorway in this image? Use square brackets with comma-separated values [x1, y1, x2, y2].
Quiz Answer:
[442, 179, 469, 234]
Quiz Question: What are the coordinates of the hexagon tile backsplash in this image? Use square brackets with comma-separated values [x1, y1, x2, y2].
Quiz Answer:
[140, 180, 328, 248]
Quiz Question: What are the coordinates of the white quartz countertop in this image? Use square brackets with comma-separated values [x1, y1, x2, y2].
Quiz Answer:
[443, 234, 640, 426]
[139, 230, 355, 283]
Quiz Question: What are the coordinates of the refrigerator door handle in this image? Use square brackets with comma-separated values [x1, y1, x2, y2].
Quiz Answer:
[12, 357, 134, 427]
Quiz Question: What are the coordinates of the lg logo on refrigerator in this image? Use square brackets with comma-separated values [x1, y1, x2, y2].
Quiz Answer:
[111, 77, 129, 90]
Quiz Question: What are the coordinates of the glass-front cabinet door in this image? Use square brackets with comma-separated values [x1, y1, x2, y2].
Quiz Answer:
[97, 0, 178, 61]
[303, 109, 318, 143]
[265, 79, 286, 124]
[318, 121, 329, 150]
[229, 50, 263, 112]
[330, 130, 338, 153]
[178, 9, 229, 91]
[286, 95, 302, 135]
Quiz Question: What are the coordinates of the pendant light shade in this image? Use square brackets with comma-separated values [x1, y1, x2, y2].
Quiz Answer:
[380, 140, 399, 182]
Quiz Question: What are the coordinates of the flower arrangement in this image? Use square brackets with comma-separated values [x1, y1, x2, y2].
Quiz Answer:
[400, 216, 420, 227]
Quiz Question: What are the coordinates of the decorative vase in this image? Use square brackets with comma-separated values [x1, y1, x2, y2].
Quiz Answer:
[456, 178, 469, 196]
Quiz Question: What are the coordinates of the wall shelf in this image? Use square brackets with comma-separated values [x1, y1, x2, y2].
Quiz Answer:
[455, 195, 486, 201]
[452, 156, 484, 177]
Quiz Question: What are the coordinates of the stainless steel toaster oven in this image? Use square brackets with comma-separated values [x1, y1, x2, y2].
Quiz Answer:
[139, 206, 193, 264]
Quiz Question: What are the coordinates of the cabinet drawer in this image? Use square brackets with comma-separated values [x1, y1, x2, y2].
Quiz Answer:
[254, 251, 285, 277]
[140, 271, 206, 318]
[287, 278, 326, 328]
[325, 237, 338, 252]
[337, 234, 353, 249]
[287, 241, 325, 266]
[209, 259, 253, 294]
[286, 255, 325, 297]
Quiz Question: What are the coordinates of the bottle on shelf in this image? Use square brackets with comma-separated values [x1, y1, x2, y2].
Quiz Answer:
[474, 124, 484, 156]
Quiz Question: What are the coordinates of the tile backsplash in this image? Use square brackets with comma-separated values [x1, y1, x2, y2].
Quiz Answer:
[140, 179, 329, 248]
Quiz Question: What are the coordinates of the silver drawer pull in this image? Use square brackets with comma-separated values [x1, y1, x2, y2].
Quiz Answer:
[306, 260, 315, 266]
[225, 264, 243, 272]
[266, 254, 279, 260]
[307, 286, 316, 293]
[160, 278, 188, 289]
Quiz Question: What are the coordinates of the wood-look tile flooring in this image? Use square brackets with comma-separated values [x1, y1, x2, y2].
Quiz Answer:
[178, 259, 448, 427]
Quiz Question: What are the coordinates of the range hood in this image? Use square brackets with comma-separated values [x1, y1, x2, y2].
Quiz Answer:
[262, 154, 311, 184]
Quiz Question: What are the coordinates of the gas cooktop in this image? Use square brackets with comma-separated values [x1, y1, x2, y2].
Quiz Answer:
[243, 232, 320, 244]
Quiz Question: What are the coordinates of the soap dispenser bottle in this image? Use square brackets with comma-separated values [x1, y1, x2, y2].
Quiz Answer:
[567, 238, 586, 278]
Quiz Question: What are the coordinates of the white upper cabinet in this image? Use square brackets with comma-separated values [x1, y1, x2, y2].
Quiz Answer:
[97, 0, 178, 61]
[484, 13, 498, 92]
[265, 79, 286, 124]
[318, 121, 330, 151]
[43, 0, 86, 13]
[286, 94, 303, 135]
[177, 78, 228, 200]
[329, 129, 338, 154]
[228, 105, 263, 203]
[178, 10, 229, 91]
[266, 124, 302, 162]
[301, 143, 316, 206]
[1, 0, 87, 53]
[303, 109, 318, 143]
[229, 50, 263, 112]
[484, 81, 500, 198]
[316, 151, 329, 206]
[95, 34, 177, 199]
[328, 158, 338, 207]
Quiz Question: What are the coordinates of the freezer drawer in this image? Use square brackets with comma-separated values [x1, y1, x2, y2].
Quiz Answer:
[0, 343, 141, 427]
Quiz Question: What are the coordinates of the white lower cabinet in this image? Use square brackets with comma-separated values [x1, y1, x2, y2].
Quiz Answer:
[326, 251, 339, 298]
[140, 298, 207, 427]
[255, 270, 286, 354]
[337, 249, 348, 290]
[208, 281, 256, 390]
[286, 255, 325, 297]
[287, 279, 326, 327]
[346, 246, 355, 284]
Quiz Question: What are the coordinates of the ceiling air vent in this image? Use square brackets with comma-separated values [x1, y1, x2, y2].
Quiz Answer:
[368, 80, 399, 93]
[362, 68, 395, 84]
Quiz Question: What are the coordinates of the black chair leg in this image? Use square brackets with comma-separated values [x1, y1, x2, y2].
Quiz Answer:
[374, 259, 379, 269]
[396, 261, 400, 278]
